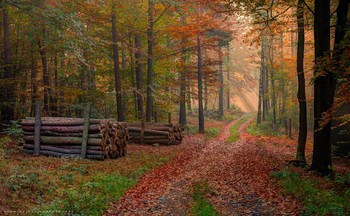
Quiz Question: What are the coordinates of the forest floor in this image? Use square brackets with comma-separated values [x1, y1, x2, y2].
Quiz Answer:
[1, 114, 349, 215]
[108, 114, 302, 215]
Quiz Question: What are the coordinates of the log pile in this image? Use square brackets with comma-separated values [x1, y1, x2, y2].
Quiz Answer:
[99, 121, 128, 159]
[128, 123, 184, 145]
[21, 117, 128, 160]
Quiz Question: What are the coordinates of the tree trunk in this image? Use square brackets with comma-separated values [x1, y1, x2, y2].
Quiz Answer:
[204, 81, 208, 113]
[135, 33, 143, 119]
[263, 57, 269, 117]
[296, 0, 307, 164]
[257, 37, 265, 124]
[3, 6, 14, 120]
[51, 54, 58, 116]
[197, 33, 204, 133]
[37, 30, 49, 114]
[226, 45, 230, 110]
[30, 43, 38, 117]
[112, 3, 124, 122]
[269, 37, 277, 125]
[187, 81, 192, 113]
[179, 15, 186, 125]
[311, 0, 334, 175]
[128, 30, 137, 117]
[331, 0, 350, 155]
[146, 0, 154, 122]
[218, 46, 224, 118]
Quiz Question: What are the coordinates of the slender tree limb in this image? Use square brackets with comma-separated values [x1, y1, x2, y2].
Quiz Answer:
[303, 0, 315, 16]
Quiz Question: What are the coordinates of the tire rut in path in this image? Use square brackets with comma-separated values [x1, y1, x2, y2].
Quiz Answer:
[108, 114, 298, 215]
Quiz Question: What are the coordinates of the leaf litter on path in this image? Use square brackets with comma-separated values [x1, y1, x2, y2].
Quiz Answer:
[108, 115, 299, 215]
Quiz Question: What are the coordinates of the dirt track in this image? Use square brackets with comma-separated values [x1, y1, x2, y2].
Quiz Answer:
[108, 115, 299, 215]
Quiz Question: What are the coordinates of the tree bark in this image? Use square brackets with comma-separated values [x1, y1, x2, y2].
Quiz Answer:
[218, 46, 224, 118]
[135, 33, 143, 119]
[37, 30, 49, 114]
[146, 0, 154, 122]
[3, 6, 14, 120]
[187, 81, 192, 113]
[258, 36, 266, 124]
[296, 0, 307, 164]
[179, 15, 186, 125]
[197, 32, 204, 133]
[30, 43, 38, 117]
[24, 136, 101, 146]
[269, 37, 277, 125]
[311, 0, 334, 175]
[331, 0, 350, 154]
[128, 30, 137, 117]
[112, 2, 124, 121]
[226, 45, 230, 110]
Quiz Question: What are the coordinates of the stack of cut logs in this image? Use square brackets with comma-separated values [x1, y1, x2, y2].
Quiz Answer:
[99, 121, 128, 159]
[128, 123, 184, 145]
[21, 117, 128, 160]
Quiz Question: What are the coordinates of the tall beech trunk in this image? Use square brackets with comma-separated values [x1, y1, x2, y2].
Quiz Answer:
[331, 0, 350, 153]
[121, 35, 128, 120]
[187, 81, 192, 113]
[38, 32, 49, 114]
[257, 37, 265, 124]
[3, 7, 14, 120]
[112, 3, 123, 121]
[179, 66, 186, 125]
[135, 33, 143, 119]
[226, 45, 230, 110]
[263, 62, 269, 117]
[128, 30, 137, 117]
[204, 81, 208, 112]
[311, 0, 334, 175]
[218, 46, 224, 117]
[51, 54, 58, 116]
[30, 43, 38, 116]
[146, 0, 154, 122]
[269, 37, 277, 125]
[197, 33, 204, 133]
[296, 0, 307, 163]
[179, 15, 186, 125]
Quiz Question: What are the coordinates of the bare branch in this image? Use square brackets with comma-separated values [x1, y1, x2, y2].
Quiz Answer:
[303, 0, 315, 16]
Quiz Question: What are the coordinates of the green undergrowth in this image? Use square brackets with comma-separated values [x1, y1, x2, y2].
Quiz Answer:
[272, 169, 350, 216]
[34, 174, 136, 216]
[191, 179, 217, 216]
[247, 121, 284, 137]
[0, 136, 173, 215]
[227, 114, 254, 143]
[205, 127, 221, 140]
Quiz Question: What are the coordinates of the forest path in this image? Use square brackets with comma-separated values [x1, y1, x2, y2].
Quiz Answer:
[108, 114, 299, 215]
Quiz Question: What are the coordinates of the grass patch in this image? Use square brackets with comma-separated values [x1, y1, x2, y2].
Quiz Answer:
[191, 179, 217, 216]
[272, 169, 350, 216]
[205, 127, 221, 140]
[247, 121, 284, 137]
[34, 175, 136, 215]
[0, 136, 174, 215]
[187, 125, 199, 135]
[227, 114, 254, 143]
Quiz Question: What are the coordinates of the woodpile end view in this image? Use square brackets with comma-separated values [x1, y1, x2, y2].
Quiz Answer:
[20, 117, 184, 160]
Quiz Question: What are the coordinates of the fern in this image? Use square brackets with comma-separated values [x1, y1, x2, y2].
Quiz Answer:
[2, 120, 23, 143]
